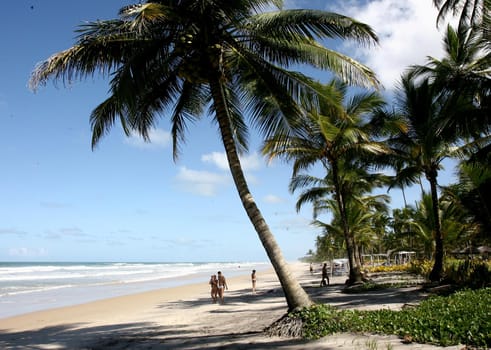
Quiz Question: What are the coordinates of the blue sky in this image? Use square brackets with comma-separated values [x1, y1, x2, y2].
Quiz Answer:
[0, 1, 455, 262]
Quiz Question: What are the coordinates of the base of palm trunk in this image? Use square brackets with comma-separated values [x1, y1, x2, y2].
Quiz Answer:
[264, 313, 304, 338]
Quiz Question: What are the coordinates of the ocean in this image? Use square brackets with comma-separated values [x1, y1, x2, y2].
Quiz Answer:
[0, 261, 270, 319]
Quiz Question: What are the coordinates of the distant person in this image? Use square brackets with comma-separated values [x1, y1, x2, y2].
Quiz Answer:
[209, 274, 218, 303]
[309, 263, 314, 275]
[217, 271, 228, 303]
[320, 263, 329, 287]
[251, 270, 257, 293]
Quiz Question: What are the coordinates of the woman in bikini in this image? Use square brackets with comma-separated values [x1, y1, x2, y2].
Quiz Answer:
[251, 270, 256, 293]
[209, 274, 218, 303]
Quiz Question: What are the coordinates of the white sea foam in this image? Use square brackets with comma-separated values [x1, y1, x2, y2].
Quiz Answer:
[0, 261, 269, 319]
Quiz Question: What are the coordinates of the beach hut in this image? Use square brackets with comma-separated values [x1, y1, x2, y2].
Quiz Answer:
[332, 258, 349, 276]
[393, 251, 416, 264]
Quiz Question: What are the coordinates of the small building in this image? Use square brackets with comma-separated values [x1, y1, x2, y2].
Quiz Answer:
[332, 258, 349, 276]
[392, 251, 416, 264]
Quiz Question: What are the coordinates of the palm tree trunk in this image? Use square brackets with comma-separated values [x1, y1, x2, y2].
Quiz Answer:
[331, 163, 362, 284]
[209, 77, 313, 311]
[427, 173, 444, 282]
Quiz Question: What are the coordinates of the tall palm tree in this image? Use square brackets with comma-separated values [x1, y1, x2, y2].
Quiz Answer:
[412, 23, 491, 177]
[29, 1, 379, 311]
[262, 80, 389, 284]
[384, 72, 466, 281]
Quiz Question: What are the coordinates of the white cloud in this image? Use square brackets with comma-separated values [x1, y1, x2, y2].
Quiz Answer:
[8, 247, 48, 257]
[59, 227, 86, 236]
[240, 152, 263, 171]
[263, 194, 286, 204]
[40, 201, 70, 209]
[201, 151, 263, 171]
[201, 152, 229, 170]
[177, 152, 263, 196]
[124, 128, 171, 149]
[0, 228, 28, 236]
[333, 0, 447, 90]
[175, 166, 231, 196]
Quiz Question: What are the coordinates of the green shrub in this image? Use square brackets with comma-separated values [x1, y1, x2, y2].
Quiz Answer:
[293, 288, 491, 347]
[444, 259, 491, 288]
[407, 259, 433, 277]
[366, 264, 412, 273]
[343, 281, 412, 293]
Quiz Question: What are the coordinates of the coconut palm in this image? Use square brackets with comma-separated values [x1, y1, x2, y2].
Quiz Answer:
[311, 189, 390, 268]
[313, 221, 346, 262]
[432, 0, 489, 28]
[262, 80, 389, 284]
[389, 207, 420, 254]
[29, 0, 380, 311]
[383, 72, 468, 281]
[398, 191, 472, 260]
[443, 161, 491, 245]
[411, 23, 491, 138]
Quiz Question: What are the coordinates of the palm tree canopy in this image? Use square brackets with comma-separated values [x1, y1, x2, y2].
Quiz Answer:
[433, 0, 488, 29]
[385, 73, 463, 188]
[30, 0, 379, 159]
[411, 23, 491, 139]
[262, 80, 388, 177]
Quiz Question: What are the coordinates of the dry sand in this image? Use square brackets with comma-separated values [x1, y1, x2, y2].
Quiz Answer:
[0, 262, 464, 349]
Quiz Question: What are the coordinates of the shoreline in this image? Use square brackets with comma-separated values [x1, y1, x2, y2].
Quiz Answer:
[0, 261, 271, 320]
[0, 264, 280, 331]
[0, 262, 463, 349]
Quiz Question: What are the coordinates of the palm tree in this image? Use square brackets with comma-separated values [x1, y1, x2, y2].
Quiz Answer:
[263, 80, 389, 284]
[383, 72, 465, 281]
[411, 23, 491, 138]
[29, 1, 380, 311]
[311, 186, 390, 268]
[313, 221, 346, 262]
[389, 207, 421, 255]
[411, 23, 491, 184]
[443, 162, 491, 245]
[432, 0, 489, 29]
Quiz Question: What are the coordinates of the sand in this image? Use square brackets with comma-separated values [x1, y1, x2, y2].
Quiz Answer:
[0, 262, 464, 349]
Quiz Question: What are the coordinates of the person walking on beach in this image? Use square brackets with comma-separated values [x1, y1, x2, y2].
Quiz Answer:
[251, 270, 257, 294]
[320, 263, 329, 287]
[209, 274, 218, 303]
[309, 263, 314, 275]
[217, 271, 228, 303]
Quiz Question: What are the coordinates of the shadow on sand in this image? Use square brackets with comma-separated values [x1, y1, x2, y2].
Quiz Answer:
[0, 274, 428, 349]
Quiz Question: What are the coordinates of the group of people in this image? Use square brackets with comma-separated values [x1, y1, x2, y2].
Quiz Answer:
[209, 271, 228, 304]
[209, 269, 257, 304]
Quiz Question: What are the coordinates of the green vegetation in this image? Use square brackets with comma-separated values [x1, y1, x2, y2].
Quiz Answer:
[443, 259, 491, 288]
[365, 259, 491, 290]
[292, 288, 491, 347]
[342, 281, 417, 293]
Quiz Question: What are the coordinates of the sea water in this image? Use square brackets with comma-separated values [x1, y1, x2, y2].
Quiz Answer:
[0, 261, 269, 319]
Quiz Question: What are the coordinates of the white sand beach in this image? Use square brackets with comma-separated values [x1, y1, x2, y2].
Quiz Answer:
[0, 262, 464, 349]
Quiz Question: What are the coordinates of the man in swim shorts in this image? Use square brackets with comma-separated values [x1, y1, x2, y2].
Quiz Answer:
[217, 271, 228, 303]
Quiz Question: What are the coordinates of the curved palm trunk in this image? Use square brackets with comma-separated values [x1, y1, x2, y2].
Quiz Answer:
[428, 173, 444, 282]
[331, 163, 363, 284]
[209, 77, 313, 311]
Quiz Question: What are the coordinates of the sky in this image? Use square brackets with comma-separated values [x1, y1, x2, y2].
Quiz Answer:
[0, 0, 456, 262]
